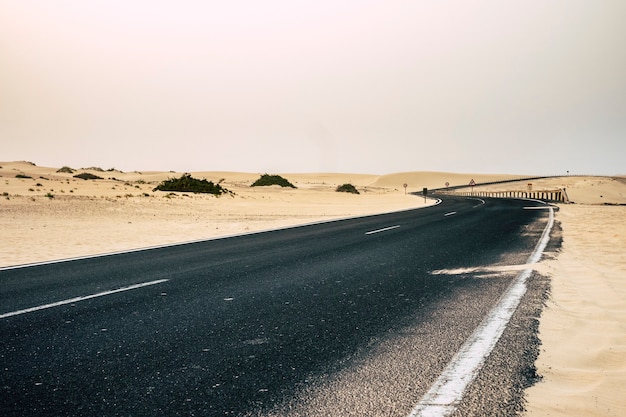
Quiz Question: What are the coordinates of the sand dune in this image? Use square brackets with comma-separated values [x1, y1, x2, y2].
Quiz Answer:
[371, 171, 529, 190]
[1, 161, 625, 416]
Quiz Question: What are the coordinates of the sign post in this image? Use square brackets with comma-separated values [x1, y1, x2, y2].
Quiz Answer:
[403, 183, 408, 195]
[469, 179, 476, 195]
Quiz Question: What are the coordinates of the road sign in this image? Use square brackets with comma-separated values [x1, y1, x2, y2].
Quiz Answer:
[445, 182, 449, 187]
[469, 179, 476, 186]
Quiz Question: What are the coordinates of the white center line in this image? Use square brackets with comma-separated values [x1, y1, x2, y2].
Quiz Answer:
[0, 279, 169, 319]
[408, 207, 554, 417]
[444, 211, 457, 216]
[365, 225, 401, 235]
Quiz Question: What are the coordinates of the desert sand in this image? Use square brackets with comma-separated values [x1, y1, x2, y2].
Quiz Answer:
[1, 161, 625, 416]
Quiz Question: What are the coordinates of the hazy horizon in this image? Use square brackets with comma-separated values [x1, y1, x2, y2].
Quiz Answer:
[2, 1, 625, 176]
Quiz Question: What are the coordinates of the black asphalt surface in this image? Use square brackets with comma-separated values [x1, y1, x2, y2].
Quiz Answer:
[0, 196, 553, 416]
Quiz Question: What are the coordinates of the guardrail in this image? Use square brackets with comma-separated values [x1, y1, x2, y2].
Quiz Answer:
[436, 188, 568, 202]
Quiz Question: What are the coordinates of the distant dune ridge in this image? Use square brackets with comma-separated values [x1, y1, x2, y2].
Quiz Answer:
[1, 161, 625, 417]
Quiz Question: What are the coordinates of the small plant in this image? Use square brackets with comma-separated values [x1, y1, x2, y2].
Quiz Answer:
[2, 192, 9, 197]
[336, 183, 360, 194]
[251, 174, 296, 188]
[153, 174, 233, 196]
[82, 166, 104, 172]
[36, 183, 43, 187]
[57, 166, 74, 173]
[28, 188, 34, 192]
[45, 192, 54, 199]
[74, 172, 104, 180]
[15, 174, 32, 179]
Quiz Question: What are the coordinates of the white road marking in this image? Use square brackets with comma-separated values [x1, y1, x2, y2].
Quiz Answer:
[408, 207, 554, 417]
[0, 279, 169, 319]
[365, 225, 401, 235]
[444, 211, 457, 216]
[466, 197, 486, 208]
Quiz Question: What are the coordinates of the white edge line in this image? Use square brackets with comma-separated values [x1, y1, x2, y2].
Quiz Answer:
[1, 200, 442, 272]
[461, 197, 485, 208]
[365, 225, 401, 235]
[444, 211, 457, 217]
[0, 279, 169, 319]
[408, 207, 554, 417]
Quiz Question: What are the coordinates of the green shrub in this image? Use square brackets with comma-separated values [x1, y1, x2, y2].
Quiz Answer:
[15, 174, 32, 179]
[74, 173, 103, 180]
[57, 166, 74, 173]
[153, 173, 232, 196]
[251, 174, 296, 188]
[45, 192, 54, 199]
[336, 183, 360, 194]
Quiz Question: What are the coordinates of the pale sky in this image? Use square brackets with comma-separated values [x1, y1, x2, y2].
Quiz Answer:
[1, 1, 625, 175]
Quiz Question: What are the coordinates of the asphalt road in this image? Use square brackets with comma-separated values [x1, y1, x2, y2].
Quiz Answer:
[0, 196, 555, 416]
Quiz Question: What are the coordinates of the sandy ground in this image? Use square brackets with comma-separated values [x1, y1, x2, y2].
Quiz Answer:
[1, 161, 625, 415]
[0, 161, 434, 267]
[523, 204, 626, 417]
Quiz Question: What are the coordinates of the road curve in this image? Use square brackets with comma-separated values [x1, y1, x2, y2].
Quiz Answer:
[0, 196, 555, 416]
